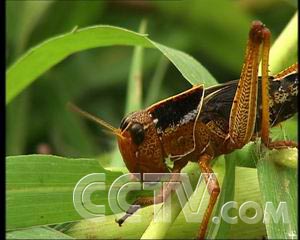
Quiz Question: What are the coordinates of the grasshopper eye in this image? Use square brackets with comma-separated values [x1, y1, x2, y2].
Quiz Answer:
[129, 123, 145, 145]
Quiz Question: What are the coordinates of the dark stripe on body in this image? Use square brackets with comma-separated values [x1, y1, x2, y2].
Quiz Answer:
[148, 86, 204, 133]
[200, 73, 298, 133]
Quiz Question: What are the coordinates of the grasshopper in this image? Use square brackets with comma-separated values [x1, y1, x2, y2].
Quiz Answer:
[69, 21, 298, 239]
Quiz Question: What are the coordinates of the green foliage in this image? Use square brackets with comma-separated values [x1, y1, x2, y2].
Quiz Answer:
[6, 26, 216, 105]
[257, 150, 297, 239]
[6, 155, 123, 229]
[7, 227, 73, 239]
[6, 1, 297, 239]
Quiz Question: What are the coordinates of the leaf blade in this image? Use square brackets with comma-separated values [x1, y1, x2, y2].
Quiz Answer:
[6, 25, 217, 104]
[6, 154, 123, 230]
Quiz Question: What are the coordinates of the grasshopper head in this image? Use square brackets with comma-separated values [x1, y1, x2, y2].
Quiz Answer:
[68, 103, 168, 175]
[118, 110, 169, 174]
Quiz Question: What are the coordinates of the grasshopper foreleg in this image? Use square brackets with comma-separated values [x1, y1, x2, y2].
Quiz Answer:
[116, 161, 186, 226]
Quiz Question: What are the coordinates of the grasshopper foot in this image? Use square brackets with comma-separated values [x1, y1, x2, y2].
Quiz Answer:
[115, 205, 141, 227]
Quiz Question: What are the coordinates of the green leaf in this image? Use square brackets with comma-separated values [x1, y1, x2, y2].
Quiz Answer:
[6, 155, 123, 230]
[230, 167, 266, 239]
[6, 25, 216, 104]
[151, 42, 217, 86]
[257, 150, 297, 239]
[7, 226, 73, 239]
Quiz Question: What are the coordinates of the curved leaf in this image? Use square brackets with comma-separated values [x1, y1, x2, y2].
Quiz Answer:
[6, 25, 216, 104]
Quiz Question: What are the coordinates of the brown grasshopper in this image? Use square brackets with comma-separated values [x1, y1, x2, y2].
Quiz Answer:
[69, 21, 298, 239]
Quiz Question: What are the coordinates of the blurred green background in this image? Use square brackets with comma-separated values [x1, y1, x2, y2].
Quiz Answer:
[6, 0, 297, 158]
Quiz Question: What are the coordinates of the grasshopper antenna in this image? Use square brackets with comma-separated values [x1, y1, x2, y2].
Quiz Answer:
[67, 102, 124, 139]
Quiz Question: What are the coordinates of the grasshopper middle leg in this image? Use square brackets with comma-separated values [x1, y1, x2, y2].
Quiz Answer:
[197, 153, 220, 240]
